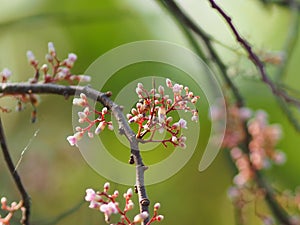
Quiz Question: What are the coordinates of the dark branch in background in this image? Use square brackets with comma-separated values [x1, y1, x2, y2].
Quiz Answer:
[0, 83, 150, 225]
[0, 117, 31, 225]
[274, 0, 300, 131]
[159, 1, 295, 224]
[159, 0, 245, 107]
[208, 0, 300, 108]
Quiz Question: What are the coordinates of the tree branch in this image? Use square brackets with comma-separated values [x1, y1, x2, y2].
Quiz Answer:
[159, 0, 245, 107]
[0, 83, 150, 224]
[208, 0, 300, 108]
[0, 116, 31, 225]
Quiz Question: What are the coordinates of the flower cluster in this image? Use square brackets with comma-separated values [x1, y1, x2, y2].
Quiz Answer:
[26, 42, 91, 84]
[212, 103, 289, 224]
[211, 104, 286, 186]
[0, 43, 90, 122]
[67, 93, 113, 147]
[127, 78, 199, 148]
[84, 182, 163, 225]
[0, 197, 24, 225]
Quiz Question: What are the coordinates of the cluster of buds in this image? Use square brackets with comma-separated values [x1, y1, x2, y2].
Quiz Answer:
[211, 104, 286, 186]
[67, 93, 113, 147]
[212, 103, 289, 224]
[26, 42, 91, 84]
[127, 78, 199, 149]
[0, 42, 90, 122]
[84, 182, 163, 224]
[0, 197, 24, 225]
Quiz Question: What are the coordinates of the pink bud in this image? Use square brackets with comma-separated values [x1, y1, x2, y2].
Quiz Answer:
[133, 211, 149, 223]
[48, 42, 56, 56]
[126, 188, 133, 198]
[156, 215, 164, 221]
[103, 182, 110, 191]
[166, 78, 172, 88]
[154, 202, 161, 210]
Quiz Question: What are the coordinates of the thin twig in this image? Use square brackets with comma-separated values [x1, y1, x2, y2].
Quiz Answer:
[159, 0, 245, 107]
[0, 82, 150, 224]
[0, 116, 31, 225]
[208, 0, 300, 108]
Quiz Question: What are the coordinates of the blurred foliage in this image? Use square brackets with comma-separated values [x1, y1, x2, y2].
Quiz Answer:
[0, 0, 300, 225]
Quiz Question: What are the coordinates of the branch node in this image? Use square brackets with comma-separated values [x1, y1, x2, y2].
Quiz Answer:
[140, 198, 150, 207]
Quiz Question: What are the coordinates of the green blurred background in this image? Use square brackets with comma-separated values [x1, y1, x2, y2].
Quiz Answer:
[0, 0, 300, 224]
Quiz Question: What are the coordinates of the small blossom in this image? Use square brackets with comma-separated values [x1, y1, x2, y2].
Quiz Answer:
[67, 132, 83, 146]
[156, 215, 164, 221]
[103, 182, 110, 191]
[172, 83, 182, 94]
[137, 82, 144, 89]
[178, 118, 187, 129]
[95, 121, 106, 135]
[0, 68, 12, 79]
[107, 124, 114, 131]
[158, 106, 166, 123]
[78, 75, 91, 82]
[133, 211, 149, 223]
[166, 78, 172, 88]
[85, 188, 101, 202]
[154, 202, 160, 210]
[126, 188, 133, 198]
[100, 202, 118, 222]
[158, 85, 164, 95]
[68, 53, 77, 62]
[48, 42, 56, 56]
[26, 50, 36, 62]
[171, 136, 177, 143]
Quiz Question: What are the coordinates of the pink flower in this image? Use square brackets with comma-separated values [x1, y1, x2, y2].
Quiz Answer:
[100, 202, 118, 222]
[66, 132, 83, 146]
[133, 211, 149, 223]
[158, 106, 166, 123]
[85, 189, 101, 202]
[166, 78, 172, 88]
[178, 118, 187, 129]
[48, 42, 56, 56]
[95, 122, 106, 134]
[172, 84, 182, 94]
[0, 68, 12, 79]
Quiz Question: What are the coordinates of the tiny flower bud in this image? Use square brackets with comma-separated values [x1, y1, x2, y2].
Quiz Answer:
[156, 215, 164, 221]
[166, 78, 172, 88]
[103, 182, 110, 191]
[137, 82, 144, 89]
[41, 64, 48, 73]
[68, 53, 77, 62]
[171, 136, 177, 143]
[158, 85, 164, 95]
[154, 202, 161, 210]
[0, 68, 12, 79]
[1, 197, 7, 204]
[78, 75, 91, 82]
[26, 51, 35, 62]
[95, 122, 106, 135]
[102, 107, 108, 114]
[107, 124, 114, 131]
[127, 200, 134, 210]
[136, 87, 143, 95]
[158, 106, 166, 123]
[48, 42, 56, 56]
[126, 188, 133, 198]
[133, 211, 149, 223]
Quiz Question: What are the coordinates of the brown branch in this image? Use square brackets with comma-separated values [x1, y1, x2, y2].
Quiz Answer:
[0, 83, 150, 224]
[208, 0, 300, 108]
[159, 0, 245, 107]
[0, 117, 31, 225]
